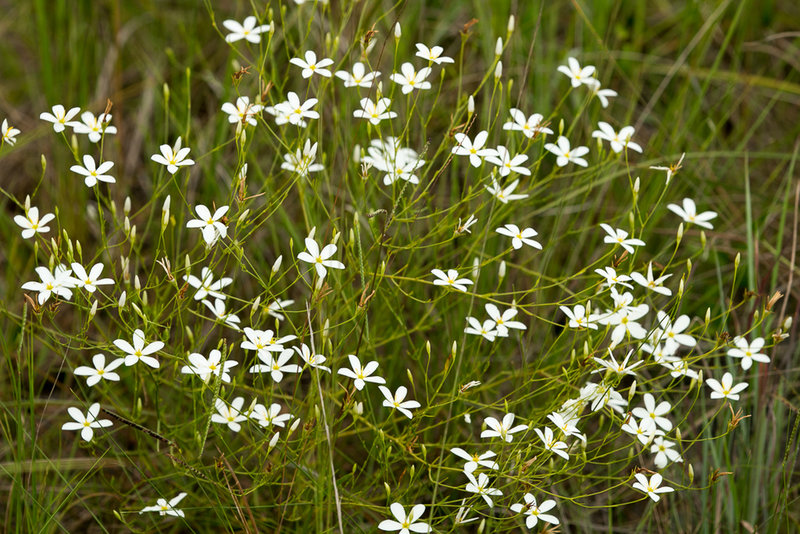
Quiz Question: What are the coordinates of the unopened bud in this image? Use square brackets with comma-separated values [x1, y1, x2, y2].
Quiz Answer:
[734, 252, 741, 269]
[89, 299, 98, 320]
[24, 194, 31, 212]
[507, 14, 515, 33]
[688, 463, 694, 485]
[393, 22, 401, 39]
[272, 255, 283, 273]
[495, 37, 503, 57]
[268, 432, 280, 451]
[124, 196, 131, 216]
[494, 60, 503, 80]
[472, 256, 480, 280]
[118, 291, 127, 308]
[705, 307, 711, 324]
[468, 95, 475, 116]
[628, 380, 637, 402]
[498, 260, 506, 280]
[354, 401, 364, 415]
[677, 222, 684, 244]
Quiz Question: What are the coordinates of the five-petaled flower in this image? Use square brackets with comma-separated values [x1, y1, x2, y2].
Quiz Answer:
[544, 136, 589, 167]
[600, 223, 646, 254]
[390, 62, 432, 93]
[557, 57, 596, 87]
[74, 354, 124, 387]
[667, 198, 718, 229]
[415, 43, 454, 65]
[510, 493, 559, 529]
[481, 412, 527, 442]
[40, 104, 80, 133]
[151, 137, 195, 174]
[706, 372, 748, 401]
[70, 155, 116, 187]
[378, 502, 431, 533]
[14, 206, 55, 239]
[114, 328, 164, 368]
[62, 402, 112, 442]
[632, 472, 674, 502]
[211, 396, 248, 432]
[297, 233, 345, 279]
[139, 492, 188, 517]
[290, 50, 334, 78]
[223, 16, 270, 43]
[337, 354, 385, 390]
[727, 336, 770, 371]
[181, 349, 238, 383]
[186, 204, 229, 246]
[431, 268, 473, 292]
[379, 386, 421, 419]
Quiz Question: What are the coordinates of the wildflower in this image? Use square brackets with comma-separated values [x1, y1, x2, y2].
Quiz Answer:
[650, 436, 683, 468]
[361, 137, 424, 185]
[352, 97, 397, 125]
[281, 139, 324, 177]
[464, 472, 502, 507]
[481, 412, 527, 442]
[184, 267, 232, 301]
[22, 264, 76, 304]
[61, 403, 112, 442]
[151, 137, 195, 174]
[71, 111, 116, 143]
[510, 494, 559, 529]
[599, 223, 646, 254]
[274, 92, 319, 126]
[632, 472, 674, 502]
[379, 386, 421, 419]
[586, 79, 617, 108]
[186, 204, 229, 246]
[591, 122, 642, 153]
[70, 262, 114, 293]
[74, 354, 124, 387]
[502, 109, 553, 138]
[581, 382, 628, 413]
[250, 402, 292, 427]
[70, 155, 115, 187]
[294, 343, 331, 373]
[249, 349, 301, 383]
[486, 146, 530, 176]
[667, 198, 718, 229]
[727, 336, 770, 371]
[14, 206, 55, 239]
[1, 119, 20, 146]
[202, 298, 241, 329]
[415, 43, 454, 65]
[451, 131, 497, 167]
[595, 266, 633, 289]
[534, 427, 569, 460]
[454, 214, 478, 235]
[592, 349, 642, 377]
[211, 397, 248, 432]
[485, 178, 528, 203]
[652, 312, 696, 352]
[454, 500, 479, 524]
[557, 57, 596, 87]
[181, 349, 237, 383]
[485, 303, 526, 336]
[621, 416, 662, 445]
[337, 354, 385, 390]
[241, 327, 296, 354]
[559, 304, 598, 330]
[496, 224, 541, 250]
[222, 16, 270, 43]
[650, 152, 685, 185]
[221, 96, 262, 126]
[450, 448, 499, 473]
[632, 393, 673, 432]
[297, 234, 345, 279]
[289, 50, 334, 78]
[265, 298, 293, 320]
[40, 105, 80, 133]
[390, 62, 432, 93]
[334, 62, 380, 88]
[544, 136, 589, 167]
[139, 492, 187, 517]
[431, 269, 473, 292]
[378, 503, 431, 533]
[464, 317, 498, 341]
[706, 372, 748, 401]
[113, 329, 164, 368]
[547, 412, 586, 443]
[630, 262, 672, 296]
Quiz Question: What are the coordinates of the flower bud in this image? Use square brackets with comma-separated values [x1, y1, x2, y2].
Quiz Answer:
[89, 299, 98, 320]
[272, 255, 283, 273]
[268, 431, 280, 451]
[124, 196, 131, 216]
[734, 252, 741, 269]
[494, 60, 503, 80]
[24, 194, 31, 212]
[495, 37, 503, 57]
[705, 307, 711, 325]
[118, 290, 127, 308]
[498, 260, 506, 280]
[676, 222, 684, 245]
[507, 14, 515, 33]
[393, 22, 401, 39]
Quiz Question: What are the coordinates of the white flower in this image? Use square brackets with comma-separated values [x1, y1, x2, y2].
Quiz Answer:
[139, 492, 188, 517]
[464, 317, 498, 341]
[14, 206, 55, 239]
[21, 264, 76, 305]
[485, 303, 526, 337]
[650, 152, 685, 185]
[451, 131, 497, 167]
[1, 119, 20, 145]
[450, 448, 499, 473]
[221, 96, 263, 126]
[496, 224, 541, 250]
[632, 473, 674, 502]
[40, 105, 80, 133]
[201, 298, 241, 330]
[591, 122, 642, 153]
[61, 403, 112, 442]
[352, 97, 398, 125]
[297, 234, 345, 279]
[113, 329, 164, 368]
[706, 372, 749, 401]
[379, 386, 421, 419]
[294, 343, 331, 373]
[630, 262, 672, 296]
[464, 472, 502, 507]
[266, 298, 294, 321]
[559, 304, 598, 330]
[666, 198, 718, 229]
[183, 267, 232, 301]
[151, 137, 195, 174]
[595, 266, 633, 289]
[249, 349, 301, 383]
[337, 354, 385, 390]
[631, 393, 673, 432]
[727, 336, 770, 371]
[378, 503, 431, 533]
[415, 43, 454, 65]
[250, 403, 292, 427]
[650, 436, 683, 468]
[502, 108, 553, 138]
[599, 223, 646, 254]
[621, 415, 663, 445]
[534, 426, 569, 460]
[273, 92, 319, 126]
[481, 413, 527, 442]
[557, 57, 596, 87]
[334, 62, 380, 88]
[485, 146, 530, 176]
[211, 397, 248, 432]
[510, 493, 559, 529]
[186, 204, 229, 245]
[289, 50, 334, 78]
[587, 79, 617, 108]
[544, 136, 589, 167]
[592, 349, 642, 377]
[484, 178, 528, 203]
[241, 327, 296, 355]
[390, 62, 432, 93]
[431, 269, 473, 292]
[223, 16, 270, 43]
[74, 354, 124, 387]
[181, 349, 238, 383]
[281, 140, 324, 177]
[71, 111, 116, 143]
[70, 262, 114, 293]
[70, 155, 116, 187]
